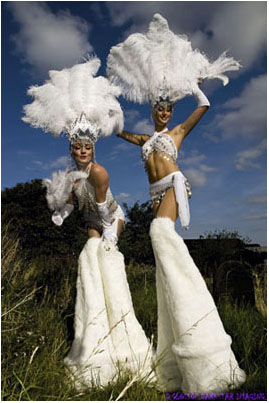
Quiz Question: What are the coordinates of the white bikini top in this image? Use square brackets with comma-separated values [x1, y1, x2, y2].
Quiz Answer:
[141, 128, 178, 163]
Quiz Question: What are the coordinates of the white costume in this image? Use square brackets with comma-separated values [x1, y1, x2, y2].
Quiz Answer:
[73, 163, 124, 234]
[22, 57, 153, 388]
[142, 128, 191, 230]
[150, 217, 246, 393]
[64, 236, 153, 388]
[107, 13, 245, 392]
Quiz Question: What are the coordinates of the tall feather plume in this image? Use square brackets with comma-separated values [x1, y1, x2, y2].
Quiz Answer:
[22, 56, 124, 138]
[107, 13, 242, 104]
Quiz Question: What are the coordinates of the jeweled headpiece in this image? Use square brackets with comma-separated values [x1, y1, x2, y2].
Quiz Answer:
[67, 114, 101, 144]
[107, 13, 241, 107]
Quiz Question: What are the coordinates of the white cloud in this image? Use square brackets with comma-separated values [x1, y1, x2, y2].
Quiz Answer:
[113, 143, 133, 151]
[133, 119, 153, 134]
[248, 195, 267, 205]
[32, 160, 43, 167]
[107, 142, 134, 161]
[50, 156, 69, 169]
[235, 139, 266, 171]
[244, 214, 267, 221]
[124, 109, 140, 124]
[199, 164, 217, 173]
[206, 2, 266, 70]
[123, 109, 153, 134]
[115, 192, 131, 202]
[105, 2, 266, 73]
[8, 2, 93, 76]
[183, 168, 207, 187]
[180, 152, 206, 166]
[106, 2, 219, 33]
[180, 150, 217, 187]
[31, 155, 68, 170]
[204, 74, 266, 142]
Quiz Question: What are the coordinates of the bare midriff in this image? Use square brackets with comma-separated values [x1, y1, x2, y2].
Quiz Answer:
[145, 151, 180, 184]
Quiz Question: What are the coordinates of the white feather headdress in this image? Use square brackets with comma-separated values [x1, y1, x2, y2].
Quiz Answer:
[22, 56, 124, 141]
[107, 13, 242, 105]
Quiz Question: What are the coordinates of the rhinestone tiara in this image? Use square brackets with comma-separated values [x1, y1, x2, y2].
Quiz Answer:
[66, 113, 101, 144]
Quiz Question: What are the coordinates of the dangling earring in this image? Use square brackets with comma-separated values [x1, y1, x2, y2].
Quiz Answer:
[68, 152, 74, 171]
[92, 144, 96, 163]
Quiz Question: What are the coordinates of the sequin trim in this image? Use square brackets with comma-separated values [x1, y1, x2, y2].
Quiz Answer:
[142, 131, 178, 163]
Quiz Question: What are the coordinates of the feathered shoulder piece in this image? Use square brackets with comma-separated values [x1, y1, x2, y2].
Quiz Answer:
[107, 13, 241, 104]
[22, 56, 124, 139]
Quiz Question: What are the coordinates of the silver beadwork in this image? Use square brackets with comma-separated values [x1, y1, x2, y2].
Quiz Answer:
[67, 113, 101, 144]
[74, 177, 118, 218]
[142, 130, 178, 163]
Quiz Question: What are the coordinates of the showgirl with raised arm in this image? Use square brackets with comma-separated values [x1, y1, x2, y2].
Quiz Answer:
[22, 57, 153, 389]
[107, 13, 246, 393]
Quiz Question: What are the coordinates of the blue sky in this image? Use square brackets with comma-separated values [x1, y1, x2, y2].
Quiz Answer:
[2, 1, 267, 245]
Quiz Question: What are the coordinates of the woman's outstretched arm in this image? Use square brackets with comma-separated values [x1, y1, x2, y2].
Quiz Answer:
[117, 130, 150, 146]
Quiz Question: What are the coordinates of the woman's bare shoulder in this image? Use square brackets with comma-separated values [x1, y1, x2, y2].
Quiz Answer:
[89, 163, 109, 183]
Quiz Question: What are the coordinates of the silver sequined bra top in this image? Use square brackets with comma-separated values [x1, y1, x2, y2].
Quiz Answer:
[141, 128, 178, 163]
[74, 173, 118, 221]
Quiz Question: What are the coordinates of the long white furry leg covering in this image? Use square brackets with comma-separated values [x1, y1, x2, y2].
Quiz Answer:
[150, 218, 246, 393]
[97, 241, 154, 380]
[64, 238, 118, 388]
[155, 267, 183, 391]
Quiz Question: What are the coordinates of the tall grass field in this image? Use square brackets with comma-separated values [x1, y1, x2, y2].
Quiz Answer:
[1, 227, 266, 401]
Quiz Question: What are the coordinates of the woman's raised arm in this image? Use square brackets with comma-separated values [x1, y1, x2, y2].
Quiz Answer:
[174, 86, 210, 139]
[117, 130, 150, 146]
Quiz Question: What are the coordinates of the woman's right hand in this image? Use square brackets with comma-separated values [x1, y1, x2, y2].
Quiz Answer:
[52, 211, 63, 226]
[102, 226, 118, 244]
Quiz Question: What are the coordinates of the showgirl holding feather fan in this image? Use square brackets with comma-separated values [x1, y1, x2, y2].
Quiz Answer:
[107, 13, 246, 393]
[22, 56, 153, 388]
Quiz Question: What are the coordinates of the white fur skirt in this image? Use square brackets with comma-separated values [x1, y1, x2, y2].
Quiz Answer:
[150, 217, 246, 393]
[64, 237, 153, 388]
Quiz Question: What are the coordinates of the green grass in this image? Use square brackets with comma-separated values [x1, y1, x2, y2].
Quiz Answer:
[217, 300, 267, 393]
[1, 230, 266, 400]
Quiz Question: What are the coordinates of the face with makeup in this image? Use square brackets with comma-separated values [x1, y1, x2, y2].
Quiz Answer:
[71, 141, 93, 165]
[153, 103, 173, 127]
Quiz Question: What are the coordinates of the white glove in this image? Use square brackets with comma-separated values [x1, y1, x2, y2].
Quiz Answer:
[193, 86, 210, 107]
[102, 226, 118, 243]
[52, 203, 74, 226]
[96, 200, 118, 243]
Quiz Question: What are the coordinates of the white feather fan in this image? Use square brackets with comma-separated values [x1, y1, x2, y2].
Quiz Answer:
[22, 56, 124, 137]
[42, 170, 88, 211]
[107, 13, 242, 104]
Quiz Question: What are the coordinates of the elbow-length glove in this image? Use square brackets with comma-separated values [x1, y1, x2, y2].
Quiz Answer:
[52, 203, 74, 226]
[96, 200, 118, 243]
[193, 85, 210, 107]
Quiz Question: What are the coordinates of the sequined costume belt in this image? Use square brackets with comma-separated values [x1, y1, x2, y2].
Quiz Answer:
[150, 171, 191, 230]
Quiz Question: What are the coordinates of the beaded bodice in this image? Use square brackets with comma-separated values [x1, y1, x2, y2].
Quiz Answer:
[141, 128, 178, 163]
[74, 171, 118, 219]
